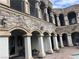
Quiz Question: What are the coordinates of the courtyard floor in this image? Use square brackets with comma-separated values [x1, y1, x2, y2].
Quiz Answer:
[11, 47, 79, 59]
[35, 47, 79, 59]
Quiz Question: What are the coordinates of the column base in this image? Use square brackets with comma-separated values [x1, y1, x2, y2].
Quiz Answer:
[54, 48, 59, 51]
[68, 45, 73, 47]
[46, 50, 53, 54]
[60, 46, 64, 48]
[0, 57, 9, 59]
[38, 52, 46, 58]
[25, 57, 33, 59]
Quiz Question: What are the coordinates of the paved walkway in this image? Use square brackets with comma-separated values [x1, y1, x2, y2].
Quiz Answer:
[35, 47, 79, 59]
[11, 47, 79, 59]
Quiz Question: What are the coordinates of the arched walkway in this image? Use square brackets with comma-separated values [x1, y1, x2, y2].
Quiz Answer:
[43, 32, 53, 54]
[31, 31, 46, 58]
[9, 29, 26, 59]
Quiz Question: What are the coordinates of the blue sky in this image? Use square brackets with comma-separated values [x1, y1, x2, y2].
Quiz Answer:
[50, 0, 79, 8]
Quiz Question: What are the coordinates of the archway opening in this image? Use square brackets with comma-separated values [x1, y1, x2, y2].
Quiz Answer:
[62, 33, 68, 46]
[9, 29, 26, 59]
[31, 31, 40, 57]
[59, 14, 65, 26]
[43, 32, 49, 54]
[71, 32, 79, 46]
[51, 33, 54, 49]
[68, 12, 77, 25]
[57, 34, 60, 47]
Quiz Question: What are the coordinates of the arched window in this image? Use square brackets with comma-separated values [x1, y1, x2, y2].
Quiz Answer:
[40, 1, 46, 21]
[59, 14, 65, 26]
[47, 7, 53, 23]
[28, 0, 37, 17]
[68, 12, 77, 25]
[10, 0, 24, 12]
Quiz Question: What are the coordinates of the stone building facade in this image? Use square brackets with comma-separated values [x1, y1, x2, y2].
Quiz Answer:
[0, 0, 77, 59]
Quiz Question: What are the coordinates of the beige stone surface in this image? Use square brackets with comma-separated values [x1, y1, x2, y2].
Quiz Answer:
[35, 47, 79, 59]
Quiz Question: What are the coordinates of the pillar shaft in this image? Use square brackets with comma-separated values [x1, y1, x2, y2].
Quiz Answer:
[24, 36, 33, 59]
[0, 36, 9, 59]
[57, 16, 61, 26]
[77, 13, 79, 23]
[59, 35, 64, 48]
[38, 34, 46, 57]
[46, 36, 53, 53]
[24, 0, 30, 14]
[44, 36, 53, 54]
[64, 16, 69, 25]
[67, 34, 73, 46]
[53, 35, 59, 50]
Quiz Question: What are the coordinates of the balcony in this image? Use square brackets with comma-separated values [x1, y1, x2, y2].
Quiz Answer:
[56, 24, 79, 34]
[0, 4, 55, 33]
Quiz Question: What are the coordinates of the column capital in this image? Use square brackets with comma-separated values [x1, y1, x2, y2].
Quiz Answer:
[67, 34, 71, 36]
[0, 31, 11, 37]
[59, 35, 62, 37]
[24, 33, 32, 37]
[40, 34, 44, 36]
[54, 34, 57, 37]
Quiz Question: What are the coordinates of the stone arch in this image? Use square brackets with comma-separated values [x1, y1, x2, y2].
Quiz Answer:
[31, 31, 41, 56]
[9, 26, 28, 34]
[71, 32, 79, 46]
[9, 27, 27, 58]
[59, 14, 65, 26]
[67, 11, 77, 25]
[31, 29, 42, 35]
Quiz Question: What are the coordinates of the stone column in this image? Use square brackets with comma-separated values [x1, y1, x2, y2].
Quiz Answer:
[57, 15, 61, 26]
[44, 35, 53, 54]
[64, 15, 69, 25]
[59, 35, 64, 48]
[77, 13, 79, 23]
[24, 34, 33, 59]
[44, 6, 49, 22]
[24, 0, 30, 14]
[38, 34, 46, 57]
[35, 0, 42, 18]
[53, 34, 59, 50]
[67, 34, 73, 46]
[0, 31, 11, 59]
